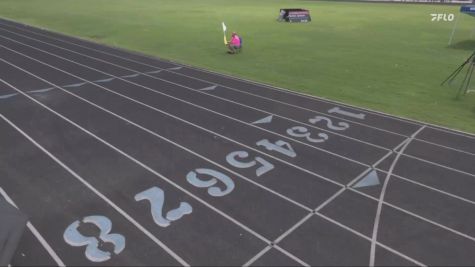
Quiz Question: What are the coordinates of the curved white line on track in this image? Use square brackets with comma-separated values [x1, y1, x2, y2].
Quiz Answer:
[369, 125, 426, 267]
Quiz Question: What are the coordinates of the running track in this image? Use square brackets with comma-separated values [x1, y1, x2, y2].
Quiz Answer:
[0, 17, 474, 266]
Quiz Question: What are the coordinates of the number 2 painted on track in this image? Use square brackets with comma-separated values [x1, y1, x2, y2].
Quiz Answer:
[135, 187, 192, 227]
[308, 115, 350, 131]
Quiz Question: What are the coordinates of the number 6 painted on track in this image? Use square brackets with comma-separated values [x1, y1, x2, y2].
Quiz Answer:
[186, 168, 235, 197]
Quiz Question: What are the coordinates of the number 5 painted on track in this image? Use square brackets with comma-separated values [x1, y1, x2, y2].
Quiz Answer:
[226, 151, 275, 177]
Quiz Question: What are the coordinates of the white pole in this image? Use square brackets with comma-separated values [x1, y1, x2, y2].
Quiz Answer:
[448, 13, 460, 46]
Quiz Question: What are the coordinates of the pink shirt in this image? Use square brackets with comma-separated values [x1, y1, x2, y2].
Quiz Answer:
[230, 35, 241, 46]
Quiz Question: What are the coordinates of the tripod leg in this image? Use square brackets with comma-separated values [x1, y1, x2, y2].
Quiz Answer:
[464, 63, 475, 95]
[443, 64, 466, 85]
[442, 51, 475, 86]
[456, 62, 472, 99]
[442, 62, 467, 85]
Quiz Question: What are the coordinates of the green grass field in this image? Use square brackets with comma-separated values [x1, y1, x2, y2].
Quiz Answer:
[1, 0, 474, 132]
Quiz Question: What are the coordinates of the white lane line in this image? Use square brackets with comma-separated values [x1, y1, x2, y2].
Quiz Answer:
[384, 171, 475, 206]
[242, 246, 273, 267]
[0, 20, 473, 149]
[273, 245, 310, 267]
[0, 32, 393, 166]
[4, 43, 475, 248]
[403, 153, 475, 178]
[369, 125, 425, 267]
[415, 139, 475, 157]
[2, 27, 473, 178]
[0, 187, 65, 267]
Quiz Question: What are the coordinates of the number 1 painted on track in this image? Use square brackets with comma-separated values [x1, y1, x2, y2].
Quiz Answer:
[328, 107, 366, 120]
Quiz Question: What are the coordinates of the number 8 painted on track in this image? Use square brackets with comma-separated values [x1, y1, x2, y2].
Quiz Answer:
[64, 215, 125, 262]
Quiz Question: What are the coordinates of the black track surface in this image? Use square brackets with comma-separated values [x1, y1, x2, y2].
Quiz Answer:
[0, 17, 474, 266]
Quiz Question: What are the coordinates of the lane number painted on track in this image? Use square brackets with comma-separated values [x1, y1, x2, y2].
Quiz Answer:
[256, 139, 296, 158]
[186, 168, 235, 197]
[328, 107, 366, 120]
[226, 151, 275, 177]
[64, 215, 125, 262]
[135, 187, 192, 227]
[309, 115, 350, 131]
[286, 126, 328, 143]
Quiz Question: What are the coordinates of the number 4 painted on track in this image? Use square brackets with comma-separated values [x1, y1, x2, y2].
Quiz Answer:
[256, 139, 296, 158]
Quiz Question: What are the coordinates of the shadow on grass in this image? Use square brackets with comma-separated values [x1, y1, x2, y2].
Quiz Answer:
[448, 40, 475, 51]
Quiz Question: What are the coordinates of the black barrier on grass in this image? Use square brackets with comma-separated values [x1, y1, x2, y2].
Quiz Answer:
[277, 8, 311, 23]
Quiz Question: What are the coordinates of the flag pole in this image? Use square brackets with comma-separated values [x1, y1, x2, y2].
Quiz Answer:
[222, 22, 228, 45]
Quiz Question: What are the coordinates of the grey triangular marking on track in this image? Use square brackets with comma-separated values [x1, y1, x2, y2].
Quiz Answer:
[28, 87, 55, 94]
[146, 70, 162, 74]
[200, 85, 217, 91]
[95, 77, 114, 83]
[167, 66, 182, 71]
[353, 170, 380, 188]
[252, 115, 273, 125]
[63, 82, 86, 88]
[0, 93, 18, 99]
[122, 73, 140, 78]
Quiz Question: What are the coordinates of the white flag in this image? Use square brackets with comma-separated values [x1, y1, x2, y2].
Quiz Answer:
[222, 22, 227, 32]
